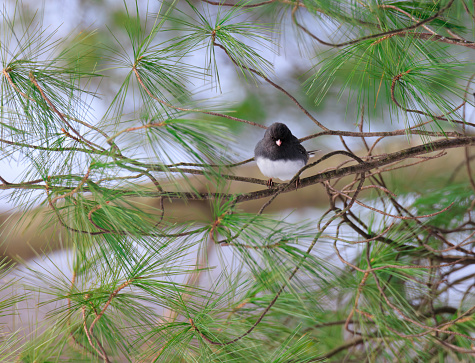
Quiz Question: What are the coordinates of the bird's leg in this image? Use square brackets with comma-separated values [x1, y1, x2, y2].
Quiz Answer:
[295, 177, 301, 189]
[266, 178, 274, 188]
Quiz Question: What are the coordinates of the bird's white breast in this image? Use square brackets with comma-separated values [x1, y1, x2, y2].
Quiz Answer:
[256, 157, 306, 181]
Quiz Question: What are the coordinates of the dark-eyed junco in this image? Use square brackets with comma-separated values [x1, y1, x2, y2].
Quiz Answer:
[254, 122, 308, 187]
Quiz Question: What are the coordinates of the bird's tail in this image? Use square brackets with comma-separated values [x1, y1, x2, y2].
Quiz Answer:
[308, 149, 320, 158]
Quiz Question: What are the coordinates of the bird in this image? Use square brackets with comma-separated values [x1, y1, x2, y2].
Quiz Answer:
[254, 122, 309, 188]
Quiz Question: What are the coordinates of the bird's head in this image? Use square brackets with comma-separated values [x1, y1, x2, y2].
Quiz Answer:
[266, 122, 292, 147]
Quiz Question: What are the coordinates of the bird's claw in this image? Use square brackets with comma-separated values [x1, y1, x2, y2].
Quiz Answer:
[295, 177, 301, 189]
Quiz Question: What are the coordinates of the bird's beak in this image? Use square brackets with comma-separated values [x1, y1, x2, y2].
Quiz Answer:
[276, 139, 282, 146]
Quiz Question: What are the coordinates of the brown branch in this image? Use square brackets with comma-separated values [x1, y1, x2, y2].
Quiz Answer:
[332, 187, 455, 220]
[390, 71, 475, 129]
[66, 272, 98, 357]
[333, 239, 468, 274]
[292, 0, 457, 48]
[88, 279, 134, 336]
[212, 42, 329, 130]
[131, 66, 266, 131]
[0, 176, 11, 185]
[153, 124, 465, 169]
[164, 157, 255, 168]
[0, 137, 98, 154]
[315, 336, 366, 360]
[201, 0, 276, 7]
[165, 167, 269, 186]
[298, 129, 464, 143]
[50, 167, 91, 205]
[435, 338, 475, 355]
[345, 271, 370, 335]
[82, 306, 111, 362]
[46, 165, 166, 236]
[107, 122, 166, 142]
[4, 136, 475, 204]
[209, 213, 225, 243]
[2, 68, 31, 99]
[45, 173, 207, 236]
[231, 136, 475, 204]
[403, 32, 475, 49]
[368, 255, 475, 341]
[87, 203, 111, 232]
[424, 231, 475, 254]
[3, 68, 118, 152]
[45, 173, 111, 236]
[303, 319, 374, 332]
[28, 72, 104, 151]
[364, 152, 447, 179]
[322, 222, 395, 244]
[379, 5, 437, 35]
[65, 115, 119, 152]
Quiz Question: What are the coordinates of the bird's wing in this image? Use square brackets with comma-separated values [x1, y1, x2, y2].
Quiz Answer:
[254, 138, 273, 158]
[297, 143, 307, 155]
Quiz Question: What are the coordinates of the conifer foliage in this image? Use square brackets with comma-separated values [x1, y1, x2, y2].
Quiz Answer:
[1, 0, 475, 361]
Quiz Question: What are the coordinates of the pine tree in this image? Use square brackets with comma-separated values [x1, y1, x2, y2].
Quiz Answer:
[1, 0, 475, 361]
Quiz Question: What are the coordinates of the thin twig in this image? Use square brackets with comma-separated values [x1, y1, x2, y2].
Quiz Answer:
[292, 0, 457, 48]
[82, 306, 111, 362]
[28, 72, 104, 151]
[131, 66, 266, 133]
[212, 42, 329, 130]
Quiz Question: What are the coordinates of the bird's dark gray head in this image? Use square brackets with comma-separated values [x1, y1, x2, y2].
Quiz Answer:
[265, 123, 292, 145]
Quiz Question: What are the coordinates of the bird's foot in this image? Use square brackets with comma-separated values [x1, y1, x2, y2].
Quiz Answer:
[295, 177, 301, 189]
[266, 178, 274, 188]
